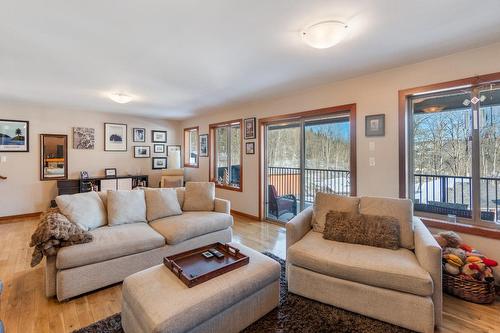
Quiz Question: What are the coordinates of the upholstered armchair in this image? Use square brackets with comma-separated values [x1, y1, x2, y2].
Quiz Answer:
[160, 168, 184, 188]
[286, 197, 442, 333]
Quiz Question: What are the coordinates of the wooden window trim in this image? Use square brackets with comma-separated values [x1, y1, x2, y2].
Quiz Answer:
[258, 103, 357, 221]
[208, 119, 243, 192]
[420, 217, 500, 240]
[183, 126, 199, 168]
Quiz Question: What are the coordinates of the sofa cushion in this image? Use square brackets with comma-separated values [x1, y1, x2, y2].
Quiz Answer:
[56, 223, 165, 269]
[145, 188, 182, 221]
[149, 212, 233, 245]
[312, 192, 360, 233]
[176, 187, 185, 207]
[107, 190, 147, 226]
[359, 196, 414, 249]
[323, 211, 400, 250]
[288, 231, 433, 297]
[55, 191, 107, 231]
[182, 182, 215, 211]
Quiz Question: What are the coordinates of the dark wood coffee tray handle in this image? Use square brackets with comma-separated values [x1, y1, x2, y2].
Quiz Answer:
[163, 258, 183, 278]
[225, 244, 240, 256]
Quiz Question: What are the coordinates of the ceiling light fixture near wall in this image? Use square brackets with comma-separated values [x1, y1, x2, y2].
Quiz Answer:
[301, 20, 348, 49]
[109, 92, 133, 104]
[422, 105, 446, 113]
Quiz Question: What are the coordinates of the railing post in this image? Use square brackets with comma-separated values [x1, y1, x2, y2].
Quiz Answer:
[440, 176, 447, 203]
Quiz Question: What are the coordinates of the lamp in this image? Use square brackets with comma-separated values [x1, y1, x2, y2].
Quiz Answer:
[301, 20, 348, 49]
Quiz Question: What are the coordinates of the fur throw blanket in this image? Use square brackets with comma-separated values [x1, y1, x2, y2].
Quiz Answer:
[29, 208, 93, 267]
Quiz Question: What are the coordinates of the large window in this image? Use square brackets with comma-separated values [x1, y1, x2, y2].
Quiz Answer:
[184, 127, 199, 168]
[209, 120, 242, 191]
[406, 81, 500, 226]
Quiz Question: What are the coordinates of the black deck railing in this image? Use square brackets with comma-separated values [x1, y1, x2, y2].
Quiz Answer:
[414, 173, 499, 222]
[267, 166, 350, 204]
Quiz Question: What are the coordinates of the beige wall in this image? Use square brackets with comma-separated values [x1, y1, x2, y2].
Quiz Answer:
[0, 102, 181, 217]
[180, 42, 500, 218]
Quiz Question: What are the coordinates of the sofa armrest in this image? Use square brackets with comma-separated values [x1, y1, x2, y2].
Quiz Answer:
[286, 207, 313, 252]
[214, 198, 230, 214]
[413, 217, 442, 327]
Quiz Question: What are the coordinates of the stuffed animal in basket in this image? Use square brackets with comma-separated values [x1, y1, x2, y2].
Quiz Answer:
[434, 231, 497, 283]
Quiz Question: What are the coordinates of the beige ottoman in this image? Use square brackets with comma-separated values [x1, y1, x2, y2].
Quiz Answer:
[121, 243, 281, 333]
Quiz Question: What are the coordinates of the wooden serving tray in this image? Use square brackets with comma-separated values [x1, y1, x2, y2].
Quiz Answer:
[163, 243, 249, 288]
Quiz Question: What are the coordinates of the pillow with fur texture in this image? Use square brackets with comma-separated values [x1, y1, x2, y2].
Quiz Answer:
[323, 211, 400, 250]
[312, 192, 360, 233]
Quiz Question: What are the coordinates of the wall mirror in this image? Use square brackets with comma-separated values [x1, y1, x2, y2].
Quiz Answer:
[40, 134, 68, 181]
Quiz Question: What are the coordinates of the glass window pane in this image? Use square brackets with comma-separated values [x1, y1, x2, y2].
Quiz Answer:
[304, 116, 350, 201]
[479, 84, 500, 223]
[230, 125, 241, 186]
[411, 90, 473, 220]
[215, 127, 228, 183]
[189, 130, 198, 165]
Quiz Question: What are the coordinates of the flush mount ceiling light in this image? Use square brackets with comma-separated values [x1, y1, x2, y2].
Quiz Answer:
[422, 105, 446, 113]
[301, 20, 348, 49]
[109, 92, 133, 104]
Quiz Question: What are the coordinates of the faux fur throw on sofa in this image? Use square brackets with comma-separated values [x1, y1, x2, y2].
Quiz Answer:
[29, 208, 93, 267]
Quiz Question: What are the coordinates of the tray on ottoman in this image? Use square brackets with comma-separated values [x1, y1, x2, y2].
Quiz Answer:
[163, 242, 249, 287]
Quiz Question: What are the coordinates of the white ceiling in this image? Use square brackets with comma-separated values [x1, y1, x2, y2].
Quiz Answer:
[1, 1, 500, 119]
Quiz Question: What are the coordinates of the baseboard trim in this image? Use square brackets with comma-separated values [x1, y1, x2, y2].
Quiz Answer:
[0, 212, 41, 224]
[231, 209, 260, 221]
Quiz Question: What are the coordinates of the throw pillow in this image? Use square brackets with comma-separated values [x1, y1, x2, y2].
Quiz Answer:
[144, 188, 182, 221]
[359, 196, 414, 249]
[107, 190, 147, 226]
[323, 211, 400, 250]
[55, 191, 107, 231]
[183, 182, 215, 211]
[97, 191, 107, 209]
[311, 192, 360, 233]
[176, 187, 185, 207]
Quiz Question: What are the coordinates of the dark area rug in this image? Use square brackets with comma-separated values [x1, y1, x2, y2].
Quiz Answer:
[74, 252, 414, 333]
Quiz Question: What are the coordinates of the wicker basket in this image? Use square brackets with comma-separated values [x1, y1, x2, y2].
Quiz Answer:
[443, 272, 496, 304]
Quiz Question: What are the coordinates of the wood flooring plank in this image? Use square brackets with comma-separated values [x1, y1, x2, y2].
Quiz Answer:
[0, 216, 498, 333]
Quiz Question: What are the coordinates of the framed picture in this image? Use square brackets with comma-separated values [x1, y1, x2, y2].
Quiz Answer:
[105, 123, 127, 151]
[244, 117, 256, 139]
[245, 142, 255, 154]
[80, 171, 89, 179]
[365, 114, 385, 137]
[0, 119, 29, 152]
[152, 157, 167, 169]
[73, 127, 95, 150]
[199, 134, 208, 157]
[105, 168, 117, 178]
[154, 144, 165, 154]
[152, 130, 167, 143]
[133, 128, 146, 142]
[134, 146, 150, 158]
[167, 145, 181, 156]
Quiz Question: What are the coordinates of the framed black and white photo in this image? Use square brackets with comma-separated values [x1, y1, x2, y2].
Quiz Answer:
[73, 127, 95, 149]
[152, 157, 167, 169]
[365, 114, 385, 137]
[133, 128, 146, 142]
[167, 145, 181, 156]
[245, 142, 255, 154]
[104, 123, 127, 151]
[80, 171, 89, 179]
[152, 130, 167, 143]
[105, 168, 117, 178]
[244, 117, 256, 139]
[0, 119, 29, 152]
[153, 144, 165, 154]
[199, 134, 208, 157]
[134, 146, 150, 158]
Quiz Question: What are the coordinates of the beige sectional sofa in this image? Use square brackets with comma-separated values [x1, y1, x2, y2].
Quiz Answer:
[286, 195, 442, 333]
[46, 184, 233, 301]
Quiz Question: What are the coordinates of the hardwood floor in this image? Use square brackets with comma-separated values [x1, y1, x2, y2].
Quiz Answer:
[0, 215, 498, 333]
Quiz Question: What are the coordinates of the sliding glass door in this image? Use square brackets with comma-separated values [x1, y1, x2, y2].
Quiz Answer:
[264, 114, 351, 222]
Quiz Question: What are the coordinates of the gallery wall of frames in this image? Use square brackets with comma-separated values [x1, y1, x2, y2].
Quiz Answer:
[0, 106, 181, 217]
